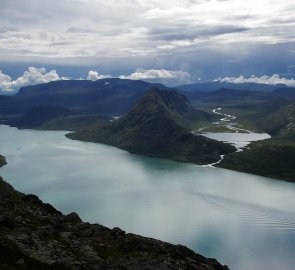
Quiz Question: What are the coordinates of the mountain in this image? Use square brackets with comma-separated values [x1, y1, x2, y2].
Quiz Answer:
[219, 139, 295, 182]
[273, 87, 295, 99]
[0, 79, 171, 116]
[10, 106, 71, 129]
[178, 82, 286, 92]
[185, 88, 277, 107]
[67, 88, 235, 165]
[219, 100, 295, 181]
[256, 100, 295, 138]
[9, 106, 107, 131]
[0, 159, 228, 270]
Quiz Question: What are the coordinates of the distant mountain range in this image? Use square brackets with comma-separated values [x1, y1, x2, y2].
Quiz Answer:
[1, 78, 295, 181]
[178, 82, 287, 92]
[0, 79, 171, 116]
[1, 79, 294, 117]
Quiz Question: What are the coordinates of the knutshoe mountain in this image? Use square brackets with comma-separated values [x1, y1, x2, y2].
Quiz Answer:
[67, 88, 235, 165]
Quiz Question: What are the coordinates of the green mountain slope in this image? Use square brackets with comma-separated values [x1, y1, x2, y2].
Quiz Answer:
[256, 101, 295, 138]
[67, 88, 235, 165]
[9, 106, 107, 131]
[219, 139, 295, 182]
[219, 100, 295, 182]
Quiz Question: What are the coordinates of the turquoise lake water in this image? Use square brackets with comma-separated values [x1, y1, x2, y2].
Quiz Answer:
[0, 124, 295, 270]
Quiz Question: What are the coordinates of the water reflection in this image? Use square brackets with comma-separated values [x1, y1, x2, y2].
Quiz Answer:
[0, 125, 295, 270]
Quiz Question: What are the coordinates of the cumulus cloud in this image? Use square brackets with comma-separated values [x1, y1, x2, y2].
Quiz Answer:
[0, 67, 192, 92]
[216, 74, 295, 87]
[0, 67, 63, 92]
[119, 68, 191, 85]
[87, 71, 112, 81]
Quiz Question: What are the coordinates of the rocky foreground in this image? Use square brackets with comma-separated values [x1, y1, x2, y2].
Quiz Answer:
[0, 159, 228, 270]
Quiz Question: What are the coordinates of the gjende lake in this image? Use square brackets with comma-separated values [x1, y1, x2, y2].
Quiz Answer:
[0, 124, 295, 270]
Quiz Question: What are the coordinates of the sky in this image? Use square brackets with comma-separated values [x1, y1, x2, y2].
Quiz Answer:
[1, 0, 295, 91]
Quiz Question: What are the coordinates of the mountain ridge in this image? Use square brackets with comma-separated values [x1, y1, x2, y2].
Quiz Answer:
[67, 88, 235, 164]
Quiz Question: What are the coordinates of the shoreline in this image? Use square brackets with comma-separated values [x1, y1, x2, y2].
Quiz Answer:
[0, 155, 229, 270]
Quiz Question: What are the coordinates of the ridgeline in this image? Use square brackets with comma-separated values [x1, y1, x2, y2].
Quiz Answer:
[67, 88, 235, 165]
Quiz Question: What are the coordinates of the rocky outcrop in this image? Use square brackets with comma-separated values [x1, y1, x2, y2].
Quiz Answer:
[0, 155, 6, 168]
[0, 173, 229, 270]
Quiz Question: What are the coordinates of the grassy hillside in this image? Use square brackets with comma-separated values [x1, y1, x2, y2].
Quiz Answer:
[68, 88, 235, 165]
[219, 139, 295, 182]
[9, 106, 108, 131]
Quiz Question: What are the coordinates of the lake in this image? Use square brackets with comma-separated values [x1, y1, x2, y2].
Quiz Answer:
[0, 124, 295, 270]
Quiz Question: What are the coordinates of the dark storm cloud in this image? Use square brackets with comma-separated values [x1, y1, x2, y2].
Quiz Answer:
[0, 0, 294, 84]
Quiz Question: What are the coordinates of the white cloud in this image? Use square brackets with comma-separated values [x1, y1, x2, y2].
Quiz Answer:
[216, 74, 295, 87]
[0, 67, 62, 92]
[0, 67, 191, 92]
[120, 68, 191, 84]
[87, 71, 112, 81]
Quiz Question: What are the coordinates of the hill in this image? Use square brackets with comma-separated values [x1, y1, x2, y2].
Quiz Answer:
[67, 88, 235, 165]
[185, 88, 277, 108]
[0, 79, 171, 116]
[256, 101, 295, 138]
[219, 139, 295, 182]
[219, 100, 295, 181]
[10, 106, 72, 129]
[9, 106, 107, 131]
[273, 87, 295, 99]
[178, 82, 285, 92]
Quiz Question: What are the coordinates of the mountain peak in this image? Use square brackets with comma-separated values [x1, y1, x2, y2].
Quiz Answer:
[67, 88, 235, 165]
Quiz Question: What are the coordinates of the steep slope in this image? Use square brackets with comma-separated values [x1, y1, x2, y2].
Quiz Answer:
[256, 101, 295, 138]
[219, 139, 295, 182]
[0, 158, 228, 270]
[219, 100, 295, 181]
[0, 79, 171, 116]
[9, 106, 107, 131]
[10, 106, 72, 129]
[67, 88, 235, 165]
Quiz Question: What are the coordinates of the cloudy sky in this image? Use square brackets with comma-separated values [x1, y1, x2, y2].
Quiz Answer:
[1, 0, 295, 90]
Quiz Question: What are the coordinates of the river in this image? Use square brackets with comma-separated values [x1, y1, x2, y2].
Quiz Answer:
[0, 124, 295, 270]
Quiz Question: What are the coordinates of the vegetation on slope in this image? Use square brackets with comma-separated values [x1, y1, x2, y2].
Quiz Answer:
[218, 99, 295, 181]
[219, 139, 295, 182]
[68, 88, 235, 165]
[9, 106, 107, 131]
